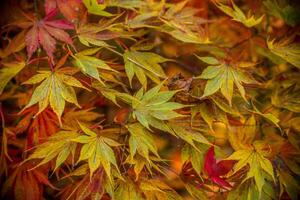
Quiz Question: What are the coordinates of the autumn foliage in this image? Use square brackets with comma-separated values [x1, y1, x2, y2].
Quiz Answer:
[1, 0, 300, 199]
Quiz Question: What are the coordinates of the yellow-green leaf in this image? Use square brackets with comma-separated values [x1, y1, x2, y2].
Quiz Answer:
[215, 1, 264, 27]
[225, 142, 275, 195]
[127, 123, 159, 162]
[267, 39, 300, 68]
[198, 62, 256, 104]
[24, 130, 79, 171]
[73, 49, 117, 81]
[83, 0, 113, 16]
[72, 123, 121, 181]
[117, 84, 187, 130]
[22, 68, 88, 124]
[0, 61, 25, 94]
[123, 51, 169, 88]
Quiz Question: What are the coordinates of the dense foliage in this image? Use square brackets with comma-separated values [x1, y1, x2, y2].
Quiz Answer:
[0, 0, 300, 199]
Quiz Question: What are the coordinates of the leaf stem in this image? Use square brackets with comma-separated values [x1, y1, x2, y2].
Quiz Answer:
[0, 103, 5, 129]
[33, 0, 40, 19]
[105, 46, 124, 57]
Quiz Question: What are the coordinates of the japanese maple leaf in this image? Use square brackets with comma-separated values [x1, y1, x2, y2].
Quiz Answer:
[22, 67, 89, 124]
[46, 0, 85, 23]
[1, 162, 55, 200]
[25, 7, 74, 64]
[204, 146, 234, 189]
[14, 106, 59, 149]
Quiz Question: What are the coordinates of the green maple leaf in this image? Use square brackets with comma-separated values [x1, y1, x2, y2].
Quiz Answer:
[140, 179, 183, 200]
[123, 50, 169, 89]
[116, 84, 210, 148]
[225, 141, 275, 195]
[168, 122, 211, 149]
[227, 180, 275, 200]
[0, 61, 25, 95]
[24, 130, 79, 171]
[196, 56, 256, 104]
[115, 179, 144, 200]
[215, 1, 264, 27]
[118, 83, 187, 130]
[125, 155, 166, 181]
[72, 123, 121, 181]
[185, 183, 207, 199]
[22, 68, 89, 124]
[127, 123, 159, 162]
[125, 1, 164, 28]
[76, 15, 126, 48]
[0, 62, 25, 94]
[83, 0, 112, 17]
[267, 38, 300, 69]
[72, 48, 118, 82]
[106, 0, 145, 9]
[271, 84, 300, 113]
[181, 143, 209, 175]
[159, 0, 210, 44]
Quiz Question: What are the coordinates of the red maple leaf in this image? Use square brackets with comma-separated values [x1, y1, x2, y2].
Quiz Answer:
[14, 106, 59, 149]
[25, 3, 74, 64]
[1, 162, 56, 200]
[45, 0, 85, 23]
[204, 146, 234, 189]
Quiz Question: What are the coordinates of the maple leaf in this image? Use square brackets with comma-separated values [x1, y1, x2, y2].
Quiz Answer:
[125, 155, 166, 181]
[25, 8, 74, 63]
[227, 180, 276, 200]
[115, 178, 183, 200]
[271, 84, 300, 113]
[140, 178, 183, 200]
[115, 179, 144, 200]
[267, 38, 300, 69]
[15, 107, 59, 149]
[191, 98, 239, 131]
[61, 168, 113, 200]
[83, 0, 113, 17]
[123, 50, 169, 88]
[0, 61, 25, 95]
[159, 0, 210, 44]
[117, 83, 187, 130]
[72, 48, 118, 81]
[228, 115, 256, 150]
[1, 162, 55, 200]
[125, 1, 164, 29]
[181, 143, 209, 175]
[0, 30, 26, 58]
[105, 0, 145, 9]
[185, 183, 207, 199]
[22, 67, 89, 124]
[196, 56, 256, 104]
[225, 141, 275, 195]
[72, 123, 121, 181]
[23, 130, 79, 171]
[168, 122, 211, 149]
[127, 123, 159, 162]
[203, 146, 234, 189]
[251, 104, 281, 131]
[215, 0, 264, 27]
[62, 108, 103, 131]
[56, 0, 85, 22]
[76, 16, 124, 48]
